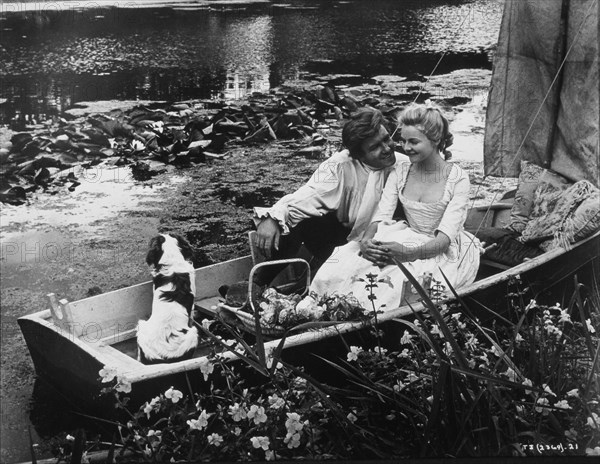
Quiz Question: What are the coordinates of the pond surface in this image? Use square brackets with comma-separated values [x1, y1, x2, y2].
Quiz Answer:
[1, 0, 503, 125]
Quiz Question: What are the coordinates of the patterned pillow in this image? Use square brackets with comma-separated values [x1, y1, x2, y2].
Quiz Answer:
[506, 161, 570, 233]
[520, 180, 598, 248]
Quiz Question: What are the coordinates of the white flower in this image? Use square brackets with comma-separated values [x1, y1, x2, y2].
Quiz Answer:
[451, 312, 466, 329]
[586, 412, 599, 429]
[207, 433, 223, 447]
[199, 358, 214, 381]
[491, 344, 503, 357]
[233, 427, 242, 436]
[143, 396, 161, 419]
[66, 434, 75, 441]
[284, 431, 301, 449]
[406, 372, 419, 383]
[503, 367, 518, 382]
[285, 413, 304, 433]
[398, 348, 410, 358]
[165, 387, 183, 403]
[265, 347, 283, 370]
[400, 330, 414, 345]
[479, 353, 490, 366]
[515, 333, 524, 344]
[99, 366, 117, 383]
[115, 376, 132, 393]
[465, 334, 479, 350]
[566, 388, 579, 398]
[535, 398, 551, 415]
[250, 436, 270, 450]
[347, 345, 363, 362]
[542, 384, 556, 397]
[347, 412, 357, 423]
[586, 447, 600, 455]
[554, 400, 571, 410]
[564, 428, 578, 440]
[558, 308, 571, 324]
[147, 429, 159, 437]
[525, 299, 537, 312]
[522, 378, 533, 394]
[393, 380, 406, 392]
[187, 418, 203, 431]
[430, 324, 444, 338]
[443, 342, 453, 355]
[293, 378, 306, 388]
[201, 318, 213, 330]
[268, 394, 285, 410]
[586, 319, 596, 333]
[228, 402, 247, 422]
[187, 410, 211, 431]
[265, 450, 276, 461]
[247, 405, 267, 425]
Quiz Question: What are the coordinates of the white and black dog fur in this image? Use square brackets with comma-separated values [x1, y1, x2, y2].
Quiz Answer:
[137, 233, 199, 364]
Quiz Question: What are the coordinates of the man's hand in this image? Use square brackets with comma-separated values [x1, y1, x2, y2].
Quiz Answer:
[256, 217, 282, 259]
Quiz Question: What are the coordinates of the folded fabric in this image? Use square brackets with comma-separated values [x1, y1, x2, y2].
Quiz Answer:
[466, 227, 543, 266]
[506, 161, 570, 233]
[520, 180, 599, 249]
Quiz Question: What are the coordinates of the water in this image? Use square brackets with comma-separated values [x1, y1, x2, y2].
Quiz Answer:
[1, 0, 503, 125]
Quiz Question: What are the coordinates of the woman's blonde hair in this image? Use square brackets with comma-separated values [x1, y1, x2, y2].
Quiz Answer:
[399, 102, 453, 160]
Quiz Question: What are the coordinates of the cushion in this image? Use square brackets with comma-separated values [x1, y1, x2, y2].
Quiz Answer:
[537, 187, 600, 251]
[506, 161, 570, 233]
[520, 180, 599, 248]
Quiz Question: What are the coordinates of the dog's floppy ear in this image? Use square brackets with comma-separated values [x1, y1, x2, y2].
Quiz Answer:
[146, 235, 166, 268]
[171, 233, 195, 263]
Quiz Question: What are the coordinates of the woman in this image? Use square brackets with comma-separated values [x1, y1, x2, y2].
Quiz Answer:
[309, 102, 482, 311]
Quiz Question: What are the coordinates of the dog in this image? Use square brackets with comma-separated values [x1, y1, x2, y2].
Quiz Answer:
[137, 233, 199, 364]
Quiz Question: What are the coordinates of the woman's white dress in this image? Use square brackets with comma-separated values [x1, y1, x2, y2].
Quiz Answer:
[310, 162, 482, 311]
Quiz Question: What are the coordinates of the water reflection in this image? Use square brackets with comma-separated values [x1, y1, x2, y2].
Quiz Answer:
[223, 69, 270, 101]
[0, 0, 503, 125]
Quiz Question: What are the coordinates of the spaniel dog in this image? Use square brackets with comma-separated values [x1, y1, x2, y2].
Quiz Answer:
[137, 233, 199, 364]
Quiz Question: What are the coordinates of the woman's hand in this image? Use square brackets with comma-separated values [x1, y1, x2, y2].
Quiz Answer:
[360, 240, 394, 267]
[377, 241, 421, 264]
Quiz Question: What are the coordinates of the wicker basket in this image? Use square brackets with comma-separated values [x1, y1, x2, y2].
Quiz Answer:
[215, 258, 311, 337]
[216, 304, 288, 337]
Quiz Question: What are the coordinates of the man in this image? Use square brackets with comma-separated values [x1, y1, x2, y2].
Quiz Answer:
[253, 107, 398, 281]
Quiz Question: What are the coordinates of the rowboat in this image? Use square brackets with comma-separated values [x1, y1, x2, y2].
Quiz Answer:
[17, 0, 599, 406]
[17, 199, 600, 405]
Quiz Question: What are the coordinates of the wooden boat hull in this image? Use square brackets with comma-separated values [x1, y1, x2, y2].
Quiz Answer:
[18, 202, 600, 406]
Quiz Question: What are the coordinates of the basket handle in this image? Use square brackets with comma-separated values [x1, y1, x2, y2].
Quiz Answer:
[247, 258, 311, 312]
